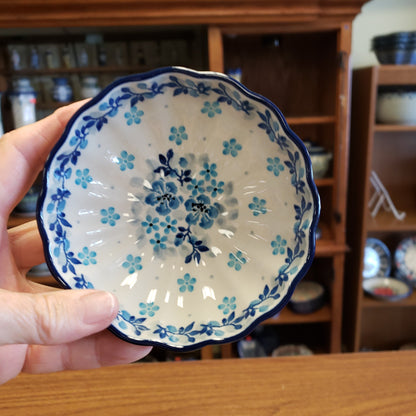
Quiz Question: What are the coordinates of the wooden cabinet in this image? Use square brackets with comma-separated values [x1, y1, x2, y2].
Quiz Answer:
[344, 65, 416, 352]
[2, 0, 367, 358]
[206, 22, 354, 356]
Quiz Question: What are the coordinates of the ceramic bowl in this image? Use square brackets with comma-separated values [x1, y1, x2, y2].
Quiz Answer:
[288, 280, 325, 314]
[376, 87, 416, 125]
[362, 276, 412, 302]
[309, 149, 332, 179]
[37, 67, 320, 351]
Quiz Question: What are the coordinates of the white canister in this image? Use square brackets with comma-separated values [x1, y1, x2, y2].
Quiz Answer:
[9, 78, 37, 129]
[81, 76, 101, 99]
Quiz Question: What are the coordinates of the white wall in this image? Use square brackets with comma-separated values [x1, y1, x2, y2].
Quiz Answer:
[352, 0, 416, 68]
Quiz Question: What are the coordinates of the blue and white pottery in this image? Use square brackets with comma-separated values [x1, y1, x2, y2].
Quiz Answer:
[37, 67, 320, 351]
[394, 236, 416, 287]
[52, 77, 73, 102]
[362, 276, 412, 302]
[9, 78, 37, 128]
[363, 238, 391, 279]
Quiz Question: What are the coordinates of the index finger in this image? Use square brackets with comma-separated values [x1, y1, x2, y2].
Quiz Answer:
[0, 100, 89, 217]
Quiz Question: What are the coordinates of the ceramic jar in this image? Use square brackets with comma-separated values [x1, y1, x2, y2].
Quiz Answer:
[52, 77, 73, 102]
[9, 78, 37, 128]
[81, 76, 101, 99]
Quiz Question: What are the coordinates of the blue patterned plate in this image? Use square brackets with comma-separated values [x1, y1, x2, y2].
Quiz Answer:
[363, 238, 391, 279]
[395, 236, 416, 287]
[37, 67, 320, 351]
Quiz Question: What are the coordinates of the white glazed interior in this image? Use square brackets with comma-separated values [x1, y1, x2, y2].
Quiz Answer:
[38, 68, 319, 349]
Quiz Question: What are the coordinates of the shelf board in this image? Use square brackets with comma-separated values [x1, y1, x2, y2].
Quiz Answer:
[262, 304, 331, 325]
[8, 214, 35, 228]
[362, 290, 416, 308]
[285, 115, 336, 125]
[9, 65, 152, 76]
[28, 274, 60, 288]
[374, 124, 416, 132]
[367, 210, 416, 232]
[377, 65, 416, 86]
[314, 177, 334, 187]
[315, 240, 348, 256]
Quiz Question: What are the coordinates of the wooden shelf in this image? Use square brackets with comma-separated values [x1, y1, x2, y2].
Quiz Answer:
[367, 210, 416, 232]
[374, 124, 416, 132]
[263, 304, 331, 325]
[285, 115, 336, 125]
[362, 290, 416, 308]
[28, 274, 60, 288]
[9, 65, 153, 77]
[377, 65, 416, 86]
[8, 214, 35, 228]
[315, 177, 335, 187]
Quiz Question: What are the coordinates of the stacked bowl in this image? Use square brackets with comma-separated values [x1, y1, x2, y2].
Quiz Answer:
[372, 31, 416, 65]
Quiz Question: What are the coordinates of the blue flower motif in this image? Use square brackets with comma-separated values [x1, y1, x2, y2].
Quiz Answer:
[141, 215, 160, 234]
[122, 254, 143, 274]
[248, 197, 267, 216]
[100, 207, 120, 226]
[139, 302, 159, 317]
[218, 296, 237, 315]
[267, 157, 285, 176]
[124, 106, 144, 125]
[145, 180, 183, 215]
[160, 216, 177, 234]
[150, 232, 168, 252]
[117, 150, 135, 171]
[77, 246, 97, 266]
[75, 168, 92, 189]
[201, 101, 221, 118]
[223, 138, 242, 157]
[227, 251, 247, 271]
[187, 178, 205, 196]
[185, 194, 219, 229]
[271, 235, 287, 255]
[177, 273, 196, 293]
[199, 163, 218, 181]
[206, 179, 225, 198]
[169, 126, 188, 145]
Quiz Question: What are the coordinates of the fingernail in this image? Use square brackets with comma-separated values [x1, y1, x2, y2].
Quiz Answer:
[81, 291, 118, 325]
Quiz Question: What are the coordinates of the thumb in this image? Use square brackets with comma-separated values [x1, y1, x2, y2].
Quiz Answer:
[0, 289, 118, 345]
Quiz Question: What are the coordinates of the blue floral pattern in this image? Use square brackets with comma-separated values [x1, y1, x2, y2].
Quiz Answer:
[169, 126, 188, 145]
[39, 68, 318, 350]
[248, 197, 267, 216]
[100, 207, 120, 226]
[223, 138, 242, 157]
[177, 273, 196, 292]
[75, 168, 92, 189]
[117, 150, 135, 171]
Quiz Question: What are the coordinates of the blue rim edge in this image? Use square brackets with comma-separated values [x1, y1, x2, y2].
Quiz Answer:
[36, 66, 321, 352]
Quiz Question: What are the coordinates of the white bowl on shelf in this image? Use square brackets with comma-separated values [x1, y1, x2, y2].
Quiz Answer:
[376, 88, 416, 125]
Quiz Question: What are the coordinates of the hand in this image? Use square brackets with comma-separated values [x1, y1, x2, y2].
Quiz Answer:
[0, 101, 152, 385]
